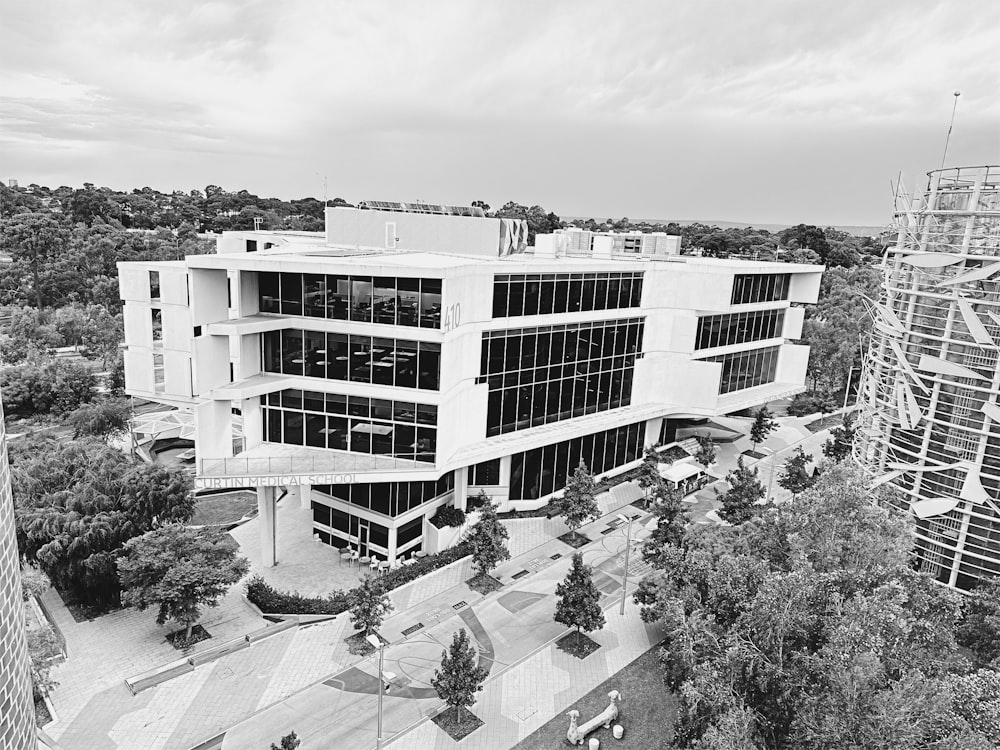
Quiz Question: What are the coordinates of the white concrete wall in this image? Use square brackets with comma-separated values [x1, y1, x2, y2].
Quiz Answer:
[777, 343, 811, 384]
[190, 269, 229, 327]
[789, 271, 823, 304]
[325, 207, 502, 256]
[192, 336, 230, 395]
[784, 305, 805, 340]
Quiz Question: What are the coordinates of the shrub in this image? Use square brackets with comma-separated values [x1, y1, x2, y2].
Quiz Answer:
[1, 360, 96, 417]
[430, 505, 466, 528]
[245, 541, 474, 615]
[787, 391, 835, 417]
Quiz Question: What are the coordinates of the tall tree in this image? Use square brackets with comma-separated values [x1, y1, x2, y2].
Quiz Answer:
[65, 397, 131, 440]
[346, 575, 392, 638]
[778, 448, 816, 496]
[118, 525, 249, 640]
[636, 445, 663, 504]
[550, 461, 599, 541]
[748, 406, 777, 453]
[694, 435, 717, 469]
[1, 213, 69, 309]
[554, 553, 606, 647]
[717, 458, 764, 525]
[467, 496, 510, 580]
[642, 482, 687, 568]
[431, 628, 489, 722]
[823, 411, 857, 462]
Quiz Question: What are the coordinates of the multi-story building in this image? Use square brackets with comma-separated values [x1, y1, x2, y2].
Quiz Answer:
[0, 391, 37, 750]
[118, 204, 821, 566]
[856, 165, 1000, 591]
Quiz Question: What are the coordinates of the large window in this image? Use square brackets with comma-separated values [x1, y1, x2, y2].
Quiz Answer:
[470, 458, 501, 486]
[493, 272, 643, 318]
[731, 274, 790, 305]
[262, 329, 440, 390]
[509, 422, 644, 501]
[695, 309, 785, 350]
[480, 318, 643, 436]
[259, 272, 442, 328]
[313, 473, 453, 518]
[702, 345, 780, 394]
[261, 389, 437, 462]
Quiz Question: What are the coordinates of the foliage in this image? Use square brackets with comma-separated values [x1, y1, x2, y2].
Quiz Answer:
[118, 524, 249, 638]
[633, 464, 1000, 749]
[716, 458, 764, 525]
[430, 505, 467, 528]
[748, 406, 777, 451]
[642, 482, 687, 568]
[468, 498, 510, 578]
[244, 575, 348, 615]
[270, 732, 301, 750]
[956, 576, 1000, 669]
[823, 411, 857, 462]
[1, 360, 97, 417]
[20, 563, 50, 601]
[777, 448, 816, 495]
[786, 390, 837, 417]
[554, 553, 606, 638]
[346, 575, 393, 637]
[694, 434, 717, 468]
[65, 397, 132, 440]
[636, 445, 663, 496]
[431, 628, 489, 720]
[491, 201, 562, 244]
[550, 461, 599, 533]
[466, 489, 489, 511]
[27, 625, 61, 698]
[12, 437, 194, 608]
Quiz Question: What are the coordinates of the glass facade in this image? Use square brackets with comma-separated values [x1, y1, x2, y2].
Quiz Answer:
[481, 318, 644, 436]
[509, 421, 645, 501]
[702, 345, 780, 394]
[262, 329, 440, 390]
[261, 389, 437, 462]
[695, 309, 785, 350]
[313, 473, 454, 519]
[730, 273, 791, 305]
[470, 458, 501, 485]
[258, 271, 442, 328]
[492, 272, 643, 318]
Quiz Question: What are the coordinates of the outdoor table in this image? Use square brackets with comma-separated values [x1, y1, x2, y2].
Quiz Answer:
[339, 552, 352, 566]
[359, 556, 371, 568]
[414, 551, 428, 559]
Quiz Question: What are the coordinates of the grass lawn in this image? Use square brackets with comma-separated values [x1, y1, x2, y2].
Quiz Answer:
[511, 645, 675, 750]
[190, 491, 257, 526]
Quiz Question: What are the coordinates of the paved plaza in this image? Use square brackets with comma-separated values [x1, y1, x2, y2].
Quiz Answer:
[40, 413, 840, 750]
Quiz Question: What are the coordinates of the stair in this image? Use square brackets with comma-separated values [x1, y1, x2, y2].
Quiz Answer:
[678, 437, 700, 456]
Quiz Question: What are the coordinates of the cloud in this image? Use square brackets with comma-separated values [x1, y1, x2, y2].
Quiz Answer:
[0, 0, 997, 223]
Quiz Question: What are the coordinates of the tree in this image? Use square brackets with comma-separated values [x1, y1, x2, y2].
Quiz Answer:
[956, 576, 1000, 669]
[0, 213, 69, 309]
[716, 458, 764, 524]
[633, 464, 988, 749]
[467, 494, 510, 579]
[65, 397, 131, 440]
[431, 628, 489, 722]
[550, 461, 599, 540]
[554, 553, 606, 646]
[27, 626, 61, 699]
[345, 574, 392, 638]
[118, 525, 249, 640]
[13, 438, 194, 608]
[777, 448, 816, 496]
[694, 435, 716, 469]
[642, 483, 686, 568]
[636, 445, 662, 504]
[823, 411, 857, 462]
[270, 732, 300, 750]
[748, 406, 777, 453]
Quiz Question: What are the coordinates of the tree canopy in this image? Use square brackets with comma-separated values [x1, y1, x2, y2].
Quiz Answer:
[551, 461, 600, 535]
[467, 494, 510, 579]
[431, 628, 490, 721]
[634, 463, 999, 749]
[118, 524, 249, 639]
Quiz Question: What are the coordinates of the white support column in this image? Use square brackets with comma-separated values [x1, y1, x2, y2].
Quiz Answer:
[257, 486, 278, 567]
[454, 467, 469, 512]
[387, 525, 398, 564]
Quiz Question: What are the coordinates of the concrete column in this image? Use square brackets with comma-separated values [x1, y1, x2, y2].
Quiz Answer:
[257, 486, 278, 567]
[387, 525, 398, 564]
[454, 467, 469, 512]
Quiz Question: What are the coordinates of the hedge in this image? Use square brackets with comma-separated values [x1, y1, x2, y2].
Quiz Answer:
[246, 540, 473, 615]
[429, 505, 466, 528]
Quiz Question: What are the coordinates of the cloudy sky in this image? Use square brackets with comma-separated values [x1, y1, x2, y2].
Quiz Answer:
[2, 0, 998, 226]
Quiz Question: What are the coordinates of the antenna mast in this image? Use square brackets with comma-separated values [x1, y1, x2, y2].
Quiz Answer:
[940, 91, 961, 169]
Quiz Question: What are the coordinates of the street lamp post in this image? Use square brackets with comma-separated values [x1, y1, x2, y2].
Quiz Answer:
[366, 634, 385, 750]
[617, 513, 634, 616]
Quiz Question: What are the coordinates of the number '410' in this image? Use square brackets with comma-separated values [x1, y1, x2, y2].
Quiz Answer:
[442, 303, 462, 332]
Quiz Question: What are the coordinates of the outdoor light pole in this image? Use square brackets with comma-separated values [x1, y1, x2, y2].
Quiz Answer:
[366, 634, 385, 750]
[617, 513, 633, 616]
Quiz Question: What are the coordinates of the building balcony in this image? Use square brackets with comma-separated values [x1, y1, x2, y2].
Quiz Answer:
[195, 442, 437, 489]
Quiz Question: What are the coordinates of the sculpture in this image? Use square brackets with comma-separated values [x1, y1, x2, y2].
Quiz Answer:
[566, 690, 621, 746]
